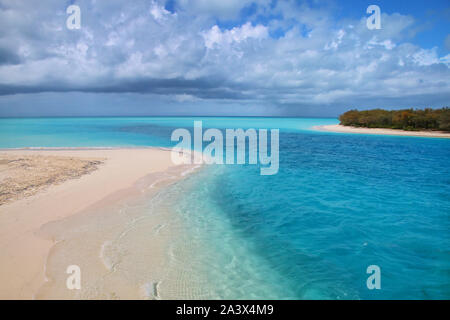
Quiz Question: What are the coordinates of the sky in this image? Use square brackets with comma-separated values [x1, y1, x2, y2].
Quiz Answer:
[0, 0, 449, 117]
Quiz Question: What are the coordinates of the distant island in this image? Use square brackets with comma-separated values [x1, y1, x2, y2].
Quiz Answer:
[313, 107, 450, 138]
[339, 107, 450, 132]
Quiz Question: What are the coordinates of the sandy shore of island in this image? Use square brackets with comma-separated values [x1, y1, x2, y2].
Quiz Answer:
[0, 148, 199, 299]
[313, 124, 450, 138]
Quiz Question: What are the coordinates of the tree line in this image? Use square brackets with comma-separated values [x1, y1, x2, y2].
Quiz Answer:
[339, 107, 450, 132]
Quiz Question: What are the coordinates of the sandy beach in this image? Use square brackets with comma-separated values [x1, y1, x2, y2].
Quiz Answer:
[0, 148, 198, 299]
[314, 124, 450, 138]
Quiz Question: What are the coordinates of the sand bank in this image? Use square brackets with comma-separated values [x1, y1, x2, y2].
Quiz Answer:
[313, 124, 450, 138]
[0, 153, 103, 205]
[0, 148, 198, 299]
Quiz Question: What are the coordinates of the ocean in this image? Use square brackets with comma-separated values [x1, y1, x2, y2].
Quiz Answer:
[1, 117, 449, 299]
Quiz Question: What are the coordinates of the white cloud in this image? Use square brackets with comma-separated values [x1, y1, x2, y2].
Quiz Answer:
[0, 0, 448, 113]
[325, 29, 346, 50]
[439, 54, 450, 66]
[365, 37, 396, 50]
[150, 1, 171, 21]
[412, 48, 440, 66]
[202, 23, 268, 49]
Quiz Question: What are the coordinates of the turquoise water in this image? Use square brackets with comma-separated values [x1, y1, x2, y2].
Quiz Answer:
[0, 117, 335, 148]
[1, 117, 449, 299]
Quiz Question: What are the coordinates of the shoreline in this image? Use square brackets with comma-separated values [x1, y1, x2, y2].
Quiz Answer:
[0, 147, 200, 299]
[313, 124, 450, 138]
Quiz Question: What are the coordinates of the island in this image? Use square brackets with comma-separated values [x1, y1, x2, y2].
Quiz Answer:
[315, 107, 450, 138]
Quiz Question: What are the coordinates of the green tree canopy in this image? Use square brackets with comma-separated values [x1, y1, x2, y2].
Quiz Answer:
[339, 107, 450, 132]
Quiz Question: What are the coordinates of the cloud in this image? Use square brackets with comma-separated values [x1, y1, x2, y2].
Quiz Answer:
[176, 0, 257, 20]
[202, 23, 268, 49]
[0, 0, 449, 116]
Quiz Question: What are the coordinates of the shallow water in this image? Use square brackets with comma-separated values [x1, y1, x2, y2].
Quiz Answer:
[2, 117, 449, 299]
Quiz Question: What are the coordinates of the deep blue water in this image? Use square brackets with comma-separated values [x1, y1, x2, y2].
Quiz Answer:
[1, 117, 449, 299]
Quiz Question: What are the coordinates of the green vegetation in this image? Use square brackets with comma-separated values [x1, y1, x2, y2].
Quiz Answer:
[339, 107, 450, 132]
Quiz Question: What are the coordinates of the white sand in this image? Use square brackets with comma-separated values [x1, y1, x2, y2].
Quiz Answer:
[314, 124, 450, 138]
[0, 148, 197, 299]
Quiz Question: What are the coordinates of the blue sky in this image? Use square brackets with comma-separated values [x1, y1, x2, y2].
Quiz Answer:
[337, 0, 449, 54]
[0, 0, 449, 117]
[212, 0, 450, 54]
